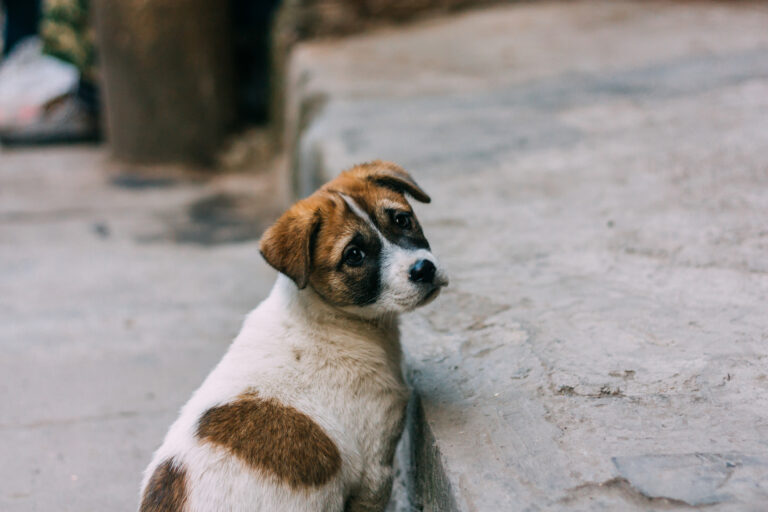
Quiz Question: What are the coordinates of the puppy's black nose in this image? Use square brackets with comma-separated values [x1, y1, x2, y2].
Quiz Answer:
[409, 259, 436, 284]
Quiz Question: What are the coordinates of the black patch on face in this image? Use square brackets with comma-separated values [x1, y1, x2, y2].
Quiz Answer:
[348, 193, 431, 251]
[338, 231, 382, 306]
[378, 209, 430, 251]
[309, 220, 383, 308]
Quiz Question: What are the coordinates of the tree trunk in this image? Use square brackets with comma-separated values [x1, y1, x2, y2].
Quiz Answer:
[93, 0, 235, 166]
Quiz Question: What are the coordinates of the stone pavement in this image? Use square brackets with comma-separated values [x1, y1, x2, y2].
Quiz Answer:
[287, 1, 768, 510]
[0, 148, 283, 511]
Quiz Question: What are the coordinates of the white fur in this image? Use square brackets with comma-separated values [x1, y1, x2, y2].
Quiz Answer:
[140, 275, 410, 512]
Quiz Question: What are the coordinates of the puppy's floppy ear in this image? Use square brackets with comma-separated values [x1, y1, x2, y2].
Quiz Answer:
[361, 160, 431, 203]
[259, 205, 321, 289]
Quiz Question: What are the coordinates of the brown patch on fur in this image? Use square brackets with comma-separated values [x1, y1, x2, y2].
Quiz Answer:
[196, 393, 341, 488]
[140, 458, 188, 512]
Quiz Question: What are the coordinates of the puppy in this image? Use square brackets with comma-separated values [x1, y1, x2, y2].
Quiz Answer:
[139, 161, 448, 512]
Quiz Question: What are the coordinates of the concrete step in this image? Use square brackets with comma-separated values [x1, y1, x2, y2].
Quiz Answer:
[285, 1, 768, 509]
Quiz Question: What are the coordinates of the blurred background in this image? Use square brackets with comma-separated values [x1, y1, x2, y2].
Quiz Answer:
[2, 1, 768, 510]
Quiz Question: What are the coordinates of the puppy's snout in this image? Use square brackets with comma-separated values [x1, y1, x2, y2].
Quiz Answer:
[409, 259, 436, 284]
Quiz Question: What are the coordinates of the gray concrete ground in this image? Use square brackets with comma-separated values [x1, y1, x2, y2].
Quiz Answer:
[288, 1, 768, 510]
[0, 148, 283, 511]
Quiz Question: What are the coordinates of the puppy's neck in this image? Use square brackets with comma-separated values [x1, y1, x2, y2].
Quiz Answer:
[271, 273, 400, 338]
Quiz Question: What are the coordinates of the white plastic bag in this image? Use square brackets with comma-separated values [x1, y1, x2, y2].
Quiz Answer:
[0, 37, 78, 129]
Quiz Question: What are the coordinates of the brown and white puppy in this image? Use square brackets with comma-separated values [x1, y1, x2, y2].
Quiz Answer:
[139, 161, 447, 512]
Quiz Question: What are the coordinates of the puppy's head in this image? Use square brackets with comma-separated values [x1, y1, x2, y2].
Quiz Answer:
[260, 160, 447, 316]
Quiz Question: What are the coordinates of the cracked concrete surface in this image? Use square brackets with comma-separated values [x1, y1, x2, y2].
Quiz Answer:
[0, 148, 282, 511]
[288, 1, 768, 509]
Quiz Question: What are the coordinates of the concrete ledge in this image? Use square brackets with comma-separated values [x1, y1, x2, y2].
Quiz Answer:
[409, 396, 460, 512]
[287, 2, 768, 509]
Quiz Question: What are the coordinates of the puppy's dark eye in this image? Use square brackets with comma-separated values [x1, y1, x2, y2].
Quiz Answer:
[393, 212, 412, 230]
[343, 246, 365, 267]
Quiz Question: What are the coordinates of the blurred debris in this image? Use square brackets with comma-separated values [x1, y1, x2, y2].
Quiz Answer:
[216, 127, 276, 172]
[0, 37, 78, 131]
[0, 91, 99, 146]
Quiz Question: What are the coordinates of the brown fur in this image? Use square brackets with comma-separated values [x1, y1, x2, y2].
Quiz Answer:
[196, 392, 342, 488]
[258, 201, 321, 289]
[260, 161, 431, 302]
[140, 458, 188, 512]
[329, 160, 431, 204]
[326, 167, 429, 247]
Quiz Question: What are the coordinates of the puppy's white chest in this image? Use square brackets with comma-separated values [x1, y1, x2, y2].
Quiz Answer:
[215, 282, 409, 463]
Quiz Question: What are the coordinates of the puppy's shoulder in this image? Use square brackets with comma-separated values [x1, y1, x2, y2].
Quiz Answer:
[195, 390, 343, 489]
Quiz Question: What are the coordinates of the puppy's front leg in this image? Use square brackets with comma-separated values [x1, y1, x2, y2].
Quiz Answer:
[344, 467, 394, 512]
